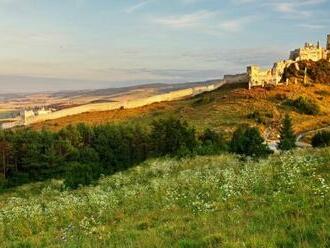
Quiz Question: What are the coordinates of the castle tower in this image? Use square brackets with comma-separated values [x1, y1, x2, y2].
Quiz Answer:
[327, 34, 330, 50]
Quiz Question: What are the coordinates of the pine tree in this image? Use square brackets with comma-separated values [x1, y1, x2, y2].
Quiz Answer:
[278, 114, 296, 151]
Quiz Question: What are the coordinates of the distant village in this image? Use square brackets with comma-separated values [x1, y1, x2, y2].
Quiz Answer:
[1, 107, 56, 129]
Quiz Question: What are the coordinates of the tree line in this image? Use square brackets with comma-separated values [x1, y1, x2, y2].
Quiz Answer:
[0, 114, 326, 189]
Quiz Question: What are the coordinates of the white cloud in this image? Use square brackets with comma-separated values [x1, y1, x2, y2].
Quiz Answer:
[219, 16, 256, 32]
[266, 0, 326, 17]
[154, 10, 217, 29]
[297, 23, 326, 29]
[125, 0, 152, 14]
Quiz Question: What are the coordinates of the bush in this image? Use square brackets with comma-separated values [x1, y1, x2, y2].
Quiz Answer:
[193, 94, 215, 106]
[278, 114, 296, 151]
[285, 96, 320, 115]
[247, 111, 273, 124]
[230, 125, 272, 158]
[311, 131, 330, 148]
[247, 111, 264, 124]
[64, 162, 101, 189]
[150, 118, 197, 156]
[198, 128, 227, 155]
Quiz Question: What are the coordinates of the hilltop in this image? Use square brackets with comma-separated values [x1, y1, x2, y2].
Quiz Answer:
[33, 83, 330, 140]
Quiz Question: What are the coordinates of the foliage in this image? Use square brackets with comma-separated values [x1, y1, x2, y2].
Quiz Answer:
[150, 118, 197, 157]
[230, 125, 272, 158]
[285, 96, 320, 115]
[247, 111, 264, 124]
[193, 94, 215, 106]
[0, 119, 227, 188]
[311, 131, 330, 148]
[278, 114, 297, 151]
[0, 149, 329, 247]
[197, 128, 227, 155]
[64, 162, 101, 189]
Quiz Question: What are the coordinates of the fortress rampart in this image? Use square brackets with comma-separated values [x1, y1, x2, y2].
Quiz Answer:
[3, 80, 227, 128]
[248, 34, 330, 89]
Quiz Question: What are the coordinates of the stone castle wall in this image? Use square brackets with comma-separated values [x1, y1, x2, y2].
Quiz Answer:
[224, 73, 248, 84]
[21, 80, 228, 126]
[248, 34, 330, 89]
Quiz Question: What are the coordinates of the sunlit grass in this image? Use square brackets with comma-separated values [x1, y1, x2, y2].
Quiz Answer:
[0, 148, 329, 247]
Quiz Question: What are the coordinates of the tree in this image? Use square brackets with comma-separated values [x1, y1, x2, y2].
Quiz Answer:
[64, 162, 101, 189]
[150, 118, 197, 157]
[198, 128, 227, 155]
[0, 139, 12, 179]
[230, 125, 272, 158]
[311, 131, 330, 148]
[278, 114, 296, 151]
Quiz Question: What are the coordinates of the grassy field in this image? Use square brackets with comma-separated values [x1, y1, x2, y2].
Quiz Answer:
[0, 148, 329, 247]
[32, 83, 330, 140]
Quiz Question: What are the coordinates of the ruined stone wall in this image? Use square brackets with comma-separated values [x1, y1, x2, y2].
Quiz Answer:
[1, 122, 18, 129]
[327, 34, 330, 50]
[20, 82, 227, 126]
[290, 47, 327, 62]
[247, 66, 273, 89]
[224, 73, 248, 84]
[248, 60, 295, 89]
[248, 34, 330, 89]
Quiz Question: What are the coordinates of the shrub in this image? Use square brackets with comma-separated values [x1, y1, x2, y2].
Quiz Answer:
[247, 111, 273, 124]
[285, 96, 320, 115]
[315, 90, 330, 97]
[150, 118, 197, 156]
[64, 162, 101, 189]
[311, 131, 330, 148]
[247, 111, 264, 124]
[198, 128, 227, 155]
[193, 94, 215, 106]
[230, 125, 272, 158]
[278, 114, 296, 151]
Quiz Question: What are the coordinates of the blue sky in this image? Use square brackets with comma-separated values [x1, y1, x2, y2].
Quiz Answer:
[0, 0, 329, 93]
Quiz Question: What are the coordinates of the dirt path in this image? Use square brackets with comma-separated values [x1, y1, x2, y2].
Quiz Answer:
[296, 125, 330, 143]
[266, 125, 330, 152]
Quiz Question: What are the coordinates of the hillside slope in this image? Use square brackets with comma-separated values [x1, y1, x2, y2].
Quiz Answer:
[32, 82, 330, 139]
[0, 148, 329, 247]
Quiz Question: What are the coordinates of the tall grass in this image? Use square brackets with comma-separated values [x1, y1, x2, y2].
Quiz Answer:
[0, 148, 329, 247]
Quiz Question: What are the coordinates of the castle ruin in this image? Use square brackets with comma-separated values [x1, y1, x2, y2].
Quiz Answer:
[248, 34, 330, 89]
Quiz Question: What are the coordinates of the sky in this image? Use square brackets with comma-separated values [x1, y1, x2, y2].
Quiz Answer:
[0, 0, 329, 93]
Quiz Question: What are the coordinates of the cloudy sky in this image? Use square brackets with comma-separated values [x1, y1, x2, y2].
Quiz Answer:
[0, 0, 329, 93]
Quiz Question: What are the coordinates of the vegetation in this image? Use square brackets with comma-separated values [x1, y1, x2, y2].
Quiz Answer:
[230, 125, 272, 158]
[0, 148, 328, 247]
[150, 118, 197, 157]
[312, 131, 330, 148]
[0, 119, 231, 189]
[247, 110, 273, 125]
[1, 79, 330, 246]
[285, 96, 320, 115]
[197, 128, 227, 155]
[278, 114, 297, 151]
[31, 82, 330, 144]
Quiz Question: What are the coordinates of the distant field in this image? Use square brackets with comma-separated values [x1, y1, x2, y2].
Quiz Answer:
[32, 83, 330, 139]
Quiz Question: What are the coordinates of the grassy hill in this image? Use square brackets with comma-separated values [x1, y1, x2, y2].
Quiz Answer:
[2, 60, 329, 247]
[33, 82, 330, 140]
[0, 148, 329, 247]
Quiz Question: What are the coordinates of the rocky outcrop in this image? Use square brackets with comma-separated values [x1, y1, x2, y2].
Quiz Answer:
[283, 59, 330, 85]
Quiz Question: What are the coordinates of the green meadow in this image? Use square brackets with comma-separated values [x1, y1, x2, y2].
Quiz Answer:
[0, 148, 329, 248]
